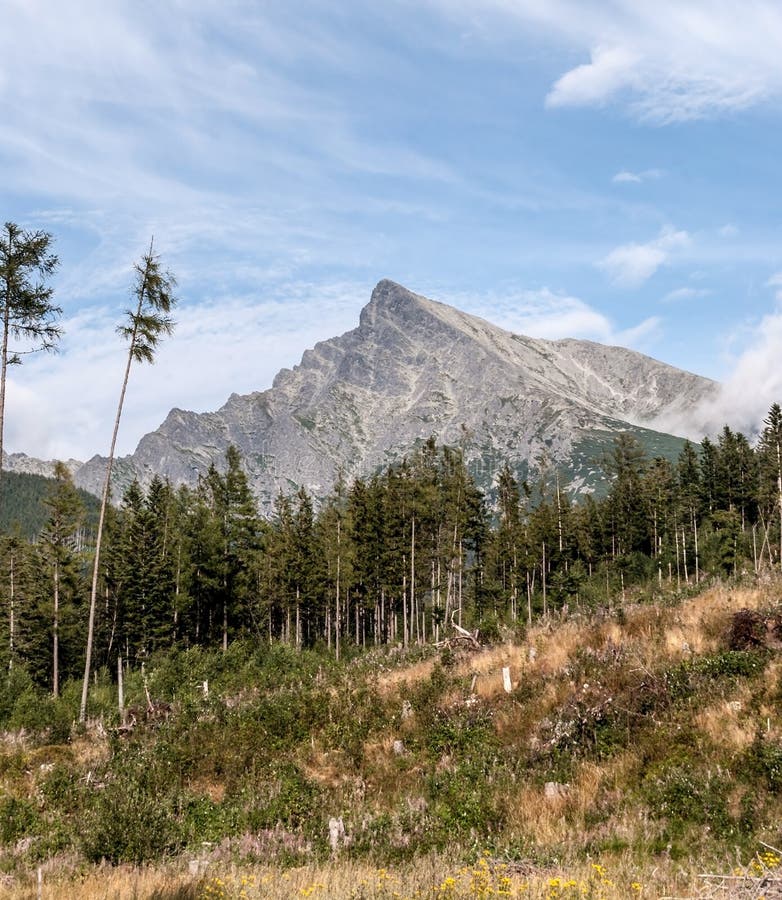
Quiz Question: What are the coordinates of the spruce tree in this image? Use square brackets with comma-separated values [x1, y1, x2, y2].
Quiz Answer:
[40, 461, 84, 696]
[0, 223, 60, 498]
[204, 447, 260, 650]
[759, 403, 782, 569]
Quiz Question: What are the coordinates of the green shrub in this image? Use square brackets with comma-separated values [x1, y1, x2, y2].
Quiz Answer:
[0, 796, 41, 844]
[0, 667, 36, 727]
[427, 762, 505, 838]
[742, 733, 782, 794]
[643, 764, 734, 838]
[80, 750, 185, 863]
[241, 762, 322, 835]
[182, 796, 240, 844]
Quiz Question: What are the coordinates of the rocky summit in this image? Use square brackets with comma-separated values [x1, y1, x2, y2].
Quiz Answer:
[73, 280, 716, 507]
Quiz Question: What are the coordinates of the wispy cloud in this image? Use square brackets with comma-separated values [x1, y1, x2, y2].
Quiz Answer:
[767, 272, 782, 295]
[612, 171, 642, 184]
[656, 276, 782, 438]
[688, 309, 782, 438]
[599, 225, 691, 288]
[662, 286, 710, 303]
[612, 168, 664, 184]
[431, 0, 782, 122]
[0, 2, 456, 307]
[450, 286, 661, 349]
[4, 281, 370, 460]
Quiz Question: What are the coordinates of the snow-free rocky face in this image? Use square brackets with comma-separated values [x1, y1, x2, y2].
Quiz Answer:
[73, 280, 717, 508]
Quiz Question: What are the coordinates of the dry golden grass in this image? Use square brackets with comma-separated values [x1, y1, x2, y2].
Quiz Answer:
[442, 582, 782, 706]
[0, 862, 189, 900]
[0, 854, 711, 900]
[7, 579, 782, 900]
[694, 690, 756, 751]
[527, 620, 587, 677]
[187, 776, 227, 804]
[376, 657, 437, 695]
[504, 756, 618, 846]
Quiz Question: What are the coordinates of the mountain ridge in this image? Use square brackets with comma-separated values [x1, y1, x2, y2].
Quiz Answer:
[55, 280, 717, 505]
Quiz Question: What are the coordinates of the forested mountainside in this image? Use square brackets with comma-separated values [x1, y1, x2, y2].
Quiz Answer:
[2, 406, 782, 896]
[3, 404, 782, 691]
[73, 280, 716, 508]
[0, 471, 98, 538]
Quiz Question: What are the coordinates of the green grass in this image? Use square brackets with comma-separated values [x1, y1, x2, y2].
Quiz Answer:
[3, 578, 782, 884]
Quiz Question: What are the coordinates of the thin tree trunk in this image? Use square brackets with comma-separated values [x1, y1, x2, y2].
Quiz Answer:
[80, 247, 152, 723]
[53, 560, 59, 697]
[777, 441, 782, 572]
[335, 517, 341, 662]
[402, 569, 407, 648]
[410, 518, 415, 645]
[674, 522, 681, 590]
[0, 291, 11, 500]
[295, 588, 301, 649]
[556, 473, 563, 553]
[458, 540, 463, 628]
[753, 523, 759, 575]
[8, 551, 14, 673]
[117, 654, 124, 723]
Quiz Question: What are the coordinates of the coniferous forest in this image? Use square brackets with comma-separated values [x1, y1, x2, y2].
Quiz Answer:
[4, 414, 782, 897]
[3, 406, 782, 698]
[6, 226, 782, 897]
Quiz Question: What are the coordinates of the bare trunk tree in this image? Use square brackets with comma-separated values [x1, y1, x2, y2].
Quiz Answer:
[80, 240, 176, 722]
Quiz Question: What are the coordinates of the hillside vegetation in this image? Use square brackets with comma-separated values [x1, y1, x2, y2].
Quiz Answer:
[0, 471, 98, 539]
[4, 406, 782, 896]
[2, 576, 782, 897]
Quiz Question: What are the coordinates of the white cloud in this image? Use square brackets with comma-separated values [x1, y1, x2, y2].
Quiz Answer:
[432, 0, 782, 122]
[599, 225, 691, 287]
[612, 168, 664, 184]
[491, 288, 616, 341]
[453, 286, 661, 348]
[662, 286, 710, 303]
[612, 171, 642, 184]
[719, 223, 739, 238]
[4, 282, 369, 461]
[655, 277, 782, 439]
[616, 316, 662, 345]
[546, 44, 639, 109]
[688, 308, 782, 438]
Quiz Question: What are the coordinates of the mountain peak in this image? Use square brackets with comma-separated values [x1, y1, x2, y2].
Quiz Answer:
[360, 279, 429, 329]
[73, 281, 718, 508]
[370, 278, 416, 302]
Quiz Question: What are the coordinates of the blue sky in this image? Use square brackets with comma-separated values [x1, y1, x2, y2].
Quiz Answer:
[3, 0, 782, 460]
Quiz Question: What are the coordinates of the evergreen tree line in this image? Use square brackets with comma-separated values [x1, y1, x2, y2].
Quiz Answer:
[2, 404, 782, 698]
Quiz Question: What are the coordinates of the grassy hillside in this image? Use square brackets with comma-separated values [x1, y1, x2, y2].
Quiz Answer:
[2, 578, 782, 897]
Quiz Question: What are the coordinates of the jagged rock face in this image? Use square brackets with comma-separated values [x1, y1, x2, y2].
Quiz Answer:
[2, 452, 83, 480]
[74, 280, 717, 507]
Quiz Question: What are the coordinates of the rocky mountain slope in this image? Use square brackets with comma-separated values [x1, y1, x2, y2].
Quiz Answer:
[2, 452, 83, 479]
[73, 280, 716, 507]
